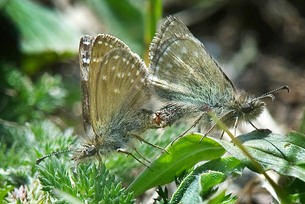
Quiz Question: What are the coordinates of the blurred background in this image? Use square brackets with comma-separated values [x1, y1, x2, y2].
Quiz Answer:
[0, 0, 305, 202]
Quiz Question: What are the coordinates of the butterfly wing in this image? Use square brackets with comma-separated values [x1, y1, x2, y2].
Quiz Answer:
[89, 39, 149, 137]
[80, 34, 130, 135]
[149, 16, 236, 108]
[79, 35, 94, 134]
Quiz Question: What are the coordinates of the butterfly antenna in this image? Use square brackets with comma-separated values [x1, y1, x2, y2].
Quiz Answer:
[251, 85, 289, 102]
[36, 149, 73, 164]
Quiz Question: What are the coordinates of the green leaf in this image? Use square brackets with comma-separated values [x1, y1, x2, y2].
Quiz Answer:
[206, 190, 237, 204]
[4, 0, 80, 73]
[284, 178, 305, 203]
[4, 0, 80, 54]
[215, 130, 305, 182]
[126, 134, 226, 196]
[170, 157, 243, 204]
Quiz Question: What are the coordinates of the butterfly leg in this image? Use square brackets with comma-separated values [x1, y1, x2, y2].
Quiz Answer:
[249, 121, 259, 130]
[203, 110, 238, 142]
[220, 131, 225, 139]
[200, 111, 235, 142]
[133, 148, 151, 163]
[117, 148, 151, 170]
[130, 133, 168, 154]
[171, 112, 205, 145]
[233, 117, 239, 136]
[199, 122, 218, 143]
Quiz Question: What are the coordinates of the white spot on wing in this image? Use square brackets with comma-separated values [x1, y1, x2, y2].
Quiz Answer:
[81, 54, 90, 64]
[117, 72, 123, 78]
[83, 40, 90, 46]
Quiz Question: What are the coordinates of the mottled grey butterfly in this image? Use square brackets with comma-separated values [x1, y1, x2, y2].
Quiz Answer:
[37, 34, 162, 165]
[149, 16, 288, 139]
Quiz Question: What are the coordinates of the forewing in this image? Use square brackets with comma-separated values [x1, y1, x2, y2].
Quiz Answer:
[149, 16, 236, 107]
[88, 35, 131, 135]
[79, 35, 94, 133]
[91, 48, 148, 135]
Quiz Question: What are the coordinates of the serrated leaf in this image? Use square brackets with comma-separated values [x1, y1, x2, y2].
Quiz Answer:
[38, 161, 134, 203]
[127, 134, 226, 196]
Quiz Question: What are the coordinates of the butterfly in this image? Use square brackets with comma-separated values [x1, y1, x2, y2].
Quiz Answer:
[36, 34, 163, 166]
[74, 33, 167, 163]
[148, 16, 288, 138]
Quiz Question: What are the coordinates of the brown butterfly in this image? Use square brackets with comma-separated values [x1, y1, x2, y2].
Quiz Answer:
[37, 34, 162, 165]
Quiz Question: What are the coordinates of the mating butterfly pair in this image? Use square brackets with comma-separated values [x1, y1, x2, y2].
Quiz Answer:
[44, 16, 287, 164]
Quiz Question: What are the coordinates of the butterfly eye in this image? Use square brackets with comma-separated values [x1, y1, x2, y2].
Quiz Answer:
[85, 145, 97, 157]
[241, 103, 253, 113]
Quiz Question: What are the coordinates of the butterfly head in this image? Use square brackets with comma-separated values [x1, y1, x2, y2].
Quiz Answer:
[240, 97, 266, 121]
[228, 92, 264, 124]
[237, 85, 289, 122]
[72, 144, 98, 161]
